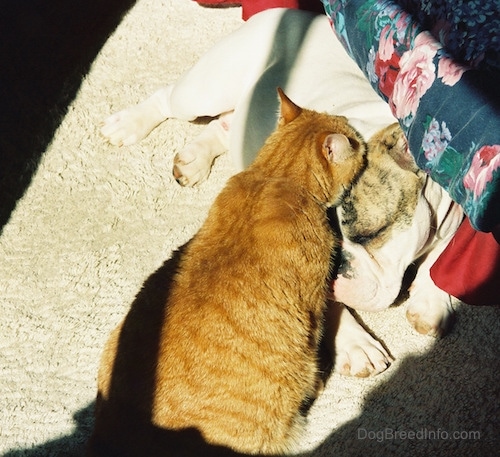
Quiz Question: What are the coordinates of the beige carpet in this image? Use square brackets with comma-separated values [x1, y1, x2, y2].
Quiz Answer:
[1, 1, 499, 455]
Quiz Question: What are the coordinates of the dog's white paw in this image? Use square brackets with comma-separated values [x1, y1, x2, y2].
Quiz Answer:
[101, 88, 172, 147]
[329, 303, 393, 377]
[406, 289, 455, 337]
[100, 104, 160, 146]
[172, 116, 230, 186]
[334, 329, 393, 377]
[172, 143, 215, 186]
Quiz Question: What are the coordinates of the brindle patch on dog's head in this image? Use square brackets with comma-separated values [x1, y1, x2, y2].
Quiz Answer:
[339, 124, 425, 248]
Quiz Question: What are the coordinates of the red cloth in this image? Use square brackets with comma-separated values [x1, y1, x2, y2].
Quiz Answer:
[194, 0, 240, 3]
[242, 0, 299, 20]
[430, 218, 500, 306]
[193, 0, 324, 20]
[242, 0, 324, 20]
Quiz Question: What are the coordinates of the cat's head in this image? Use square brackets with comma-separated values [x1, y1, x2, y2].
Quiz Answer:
[254, 89, 367, 207]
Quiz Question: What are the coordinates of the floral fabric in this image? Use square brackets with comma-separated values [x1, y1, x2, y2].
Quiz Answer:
[395, 0, 500, 72]
[321, 0, 500, 231]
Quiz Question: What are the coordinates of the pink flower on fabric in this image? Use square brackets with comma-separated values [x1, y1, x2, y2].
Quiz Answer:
[374, 26, 401, 98]
[378, 25, 395, 61]
[437, 57, 469, 86]
[464, 145, 500, 199]
[413, 30, 441, 50]
[390, 32, 439, 119]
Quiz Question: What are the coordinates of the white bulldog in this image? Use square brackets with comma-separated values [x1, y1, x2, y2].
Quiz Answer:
[101, 8, 464, 377]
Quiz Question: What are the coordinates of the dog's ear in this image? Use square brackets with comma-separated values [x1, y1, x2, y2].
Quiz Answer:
[277, 87, 302, 125]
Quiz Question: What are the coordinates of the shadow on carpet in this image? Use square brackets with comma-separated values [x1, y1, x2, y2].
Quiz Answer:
[0, 0, 137, 234]
[4, 258, 499, 456]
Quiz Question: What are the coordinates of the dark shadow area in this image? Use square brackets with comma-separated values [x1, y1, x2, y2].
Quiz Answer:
[0, 0, 137, 234]
[84, 243, 244, 456]
[3, 403, 95, 457]
[5, 299, 498, 456]
[314, 303, 500, 457]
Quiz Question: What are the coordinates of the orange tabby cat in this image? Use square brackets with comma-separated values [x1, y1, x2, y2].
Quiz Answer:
[88, 89, 366, 457]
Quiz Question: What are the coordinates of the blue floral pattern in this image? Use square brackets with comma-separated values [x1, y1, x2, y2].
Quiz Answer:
[396, 0, 500, 71]
[322, 0, 500, 231]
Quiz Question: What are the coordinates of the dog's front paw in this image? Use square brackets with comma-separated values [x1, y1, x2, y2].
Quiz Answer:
[330, 304, 393, 377]
[406, 289, 456, 337]
[335, 330, 393, 377]
[173, 143, 216, 186]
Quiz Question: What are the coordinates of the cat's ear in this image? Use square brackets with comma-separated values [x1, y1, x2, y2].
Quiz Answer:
[277, 88, 302, 125]
[322, 133, 355, 163]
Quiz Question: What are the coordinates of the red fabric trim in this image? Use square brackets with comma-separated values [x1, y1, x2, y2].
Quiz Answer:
[241, 0, 300, 20]
[194, 0, 240, 4]
[192, 0, 324, 20]
[430, 218, 500, 306]
[242, 1, 324, 20]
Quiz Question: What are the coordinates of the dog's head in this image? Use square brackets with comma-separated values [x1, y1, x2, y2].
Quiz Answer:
[331, 124, 463, 311]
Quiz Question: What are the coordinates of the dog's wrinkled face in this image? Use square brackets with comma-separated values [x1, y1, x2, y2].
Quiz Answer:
[331, 124, 433, 311]
[339, 124, 423, 248]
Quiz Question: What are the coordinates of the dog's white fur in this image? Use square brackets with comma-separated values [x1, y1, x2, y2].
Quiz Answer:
[101, 9, 463, 377]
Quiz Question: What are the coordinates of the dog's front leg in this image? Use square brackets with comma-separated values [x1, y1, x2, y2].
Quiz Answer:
[405, 186, 464, 337]
[405, 246, 459, 337]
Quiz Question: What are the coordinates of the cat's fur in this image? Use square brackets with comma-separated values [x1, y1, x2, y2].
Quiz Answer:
[88, 90, 366, 456]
